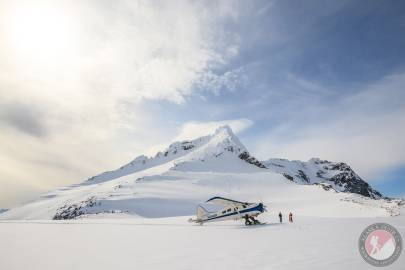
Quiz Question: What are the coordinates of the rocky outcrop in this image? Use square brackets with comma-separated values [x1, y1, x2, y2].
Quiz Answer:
[238, 151, 266, 168]
[263, 158, 383, 199]
[53, 197, 99, 220]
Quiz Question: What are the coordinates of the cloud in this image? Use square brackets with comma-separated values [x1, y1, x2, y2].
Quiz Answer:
[0, 101, 47, 137]
[175, 118, 253, 141]
[76, 0, 240, 103]
[195, 66, 246, 95]
[0, 0, 240, 104]
[252, 72, 405, 180]
[0, 0, 242, 207]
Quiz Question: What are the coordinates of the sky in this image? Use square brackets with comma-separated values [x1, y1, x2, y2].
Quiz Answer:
[0, 0, 404, 208]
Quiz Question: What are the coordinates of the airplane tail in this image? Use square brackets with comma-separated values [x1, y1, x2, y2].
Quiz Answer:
[197, 205, 209, 220]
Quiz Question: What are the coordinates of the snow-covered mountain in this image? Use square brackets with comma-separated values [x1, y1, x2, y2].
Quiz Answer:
[0, 125, 403, 220]
[263, 158, 382, 199]
[86, 125, 264, 184]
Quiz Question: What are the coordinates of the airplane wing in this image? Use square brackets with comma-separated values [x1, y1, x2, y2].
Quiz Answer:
[206, 197, 247, 207]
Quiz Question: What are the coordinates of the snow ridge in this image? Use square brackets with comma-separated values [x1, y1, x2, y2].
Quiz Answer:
[86, 125, 264, 183]
[263, 158, 382, 199]
[85, 132, 214, 184]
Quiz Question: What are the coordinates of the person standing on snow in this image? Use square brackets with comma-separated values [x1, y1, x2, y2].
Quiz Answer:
[289, 212, 293, 223]
[278, 212, 283, 223]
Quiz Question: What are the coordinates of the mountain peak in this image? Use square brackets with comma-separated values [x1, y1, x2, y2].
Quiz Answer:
[210, 125, 246, 149]
[86, 125, 264, 183]
[214, 125, 234, 136]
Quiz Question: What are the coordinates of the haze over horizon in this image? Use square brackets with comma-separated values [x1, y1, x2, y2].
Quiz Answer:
[1, 0, 405, 208]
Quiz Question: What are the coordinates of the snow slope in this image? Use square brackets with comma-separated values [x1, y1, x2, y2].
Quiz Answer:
[0, 125, 403, 220]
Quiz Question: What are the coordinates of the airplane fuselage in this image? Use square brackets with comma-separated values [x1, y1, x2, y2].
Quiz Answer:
[198, 202, 265, 224]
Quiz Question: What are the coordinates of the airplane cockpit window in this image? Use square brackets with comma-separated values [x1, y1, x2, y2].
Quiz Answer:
[227, 208, 231, 212]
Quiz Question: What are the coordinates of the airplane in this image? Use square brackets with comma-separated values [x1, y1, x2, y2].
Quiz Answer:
[189, 196, 267, 226]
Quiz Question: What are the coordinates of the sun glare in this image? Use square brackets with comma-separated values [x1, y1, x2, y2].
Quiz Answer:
[4, 3, 78, 67]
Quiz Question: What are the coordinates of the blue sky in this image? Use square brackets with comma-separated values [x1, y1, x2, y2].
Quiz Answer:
[0, 0, 404, 207]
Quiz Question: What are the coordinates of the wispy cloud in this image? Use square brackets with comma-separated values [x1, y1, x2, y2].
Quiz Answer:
[252, 72, 405, 180]
[0, 0, 241, 207]
[0, 101, 47, 137]
[195, 66, 246, 95]
[175, 118, 253, 141]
